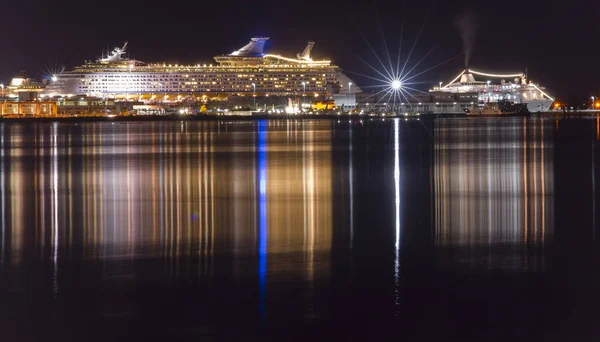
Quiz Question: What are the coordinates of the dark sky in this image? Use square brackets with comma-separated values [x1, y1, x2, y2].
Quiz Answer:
[2, 0, 598, 103]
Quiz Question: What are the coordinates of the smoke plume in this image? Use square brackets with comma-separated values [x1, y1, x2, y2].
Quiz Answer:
[454, 10, 479, 68]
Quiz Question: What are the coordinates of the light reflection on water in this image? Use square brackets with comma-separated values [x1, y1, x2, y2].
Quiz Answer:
[430, 118, 557, 273]
[0, 118, 598, 340]
[434, 118, 554, 247]
[1, 121, 333, 263]
[0, 119, 564, 277]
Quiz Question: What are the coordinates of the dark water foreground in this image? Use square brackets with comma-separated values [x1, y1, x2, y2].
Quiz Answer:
[0, 118, 598, 341]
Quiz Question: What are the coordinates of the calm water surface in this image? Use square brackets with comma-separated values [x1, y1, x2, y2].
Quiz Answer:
[0, 118, 599, 341]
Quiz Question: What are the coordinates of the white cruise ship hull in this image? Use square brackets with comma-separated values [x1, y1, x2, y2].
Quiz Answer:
[41, 38, 361, 100]
[432, 69, 555, 114]
[525, 99, 553, 112]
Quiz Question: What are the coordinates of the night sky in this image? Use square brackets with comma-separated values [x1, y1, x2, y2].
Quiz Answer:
[2, 0, 598, 103]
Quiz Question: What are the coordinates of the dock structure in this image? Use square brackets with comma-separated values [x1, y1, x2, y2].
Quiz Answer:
[0, 101, 57, 116]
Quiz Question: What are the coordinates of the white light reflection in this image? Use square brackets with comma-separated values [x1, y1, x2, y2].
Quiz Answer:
[0, 124, 4, 267]
[349, 126, 354, 248]
[434, 119, 553, 271]
[593, 139, 595, 240]
[52, 123, 59, 296]
[487, 125, 492, 245]
[393, 119, 401, 309]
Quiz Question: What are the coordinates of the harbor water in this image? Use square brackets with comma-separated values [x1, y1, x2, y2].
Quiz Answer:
[0, 117, 598, 341]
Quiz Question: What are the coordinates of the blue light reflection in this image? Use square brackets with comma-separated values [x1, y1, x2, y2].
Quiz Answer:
[257, 120, 267, 319]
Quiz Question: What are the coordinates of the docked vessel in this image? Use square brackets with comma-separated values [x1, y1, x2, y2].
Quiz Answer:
[464, 100, 529, 116]
[432, 69, 554, 112]
[464, 104, 502, 116]
[41, 38, 360, 102]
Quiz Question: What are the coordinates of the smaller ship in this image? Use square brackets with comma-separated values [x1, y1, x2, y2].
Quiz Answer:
[433, 69, 554, 112]
[464, 100, 529, 116]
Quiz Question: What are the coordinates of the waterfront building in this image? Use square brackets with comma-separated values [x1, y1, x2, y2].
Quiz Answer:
[55, 98, 136, 116]
[0, 101, 56, 116]
[356, 91, 479, 114]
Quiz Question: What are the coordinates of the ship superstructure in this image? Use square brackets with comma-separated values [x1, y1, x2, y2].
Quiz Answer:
[41, 38, 360, 100]
[431, 69, 554, 112]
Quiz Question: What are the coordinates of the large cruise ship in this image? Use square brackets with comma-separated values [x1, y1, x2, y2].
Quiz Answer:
[41, 37, 360, 101]
[431, 69, 554, 112]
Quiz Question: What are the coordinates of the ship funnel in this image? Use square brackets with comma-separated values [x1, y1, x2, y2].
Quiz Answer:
[521, 75, 527, 85]
[297, 41, 315, 61]
[459, 72, 476, 83]
[99, 41, 129, 62]
[230, 37, 270, 56]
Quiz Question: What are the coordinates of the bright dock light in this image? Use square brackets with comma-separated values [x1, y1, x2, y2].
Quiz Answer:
[391, 80, 402, 90]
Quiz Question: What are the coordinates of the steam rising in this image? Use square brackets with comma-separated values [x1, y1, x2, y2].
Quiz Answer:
[454, 10, 479, 68]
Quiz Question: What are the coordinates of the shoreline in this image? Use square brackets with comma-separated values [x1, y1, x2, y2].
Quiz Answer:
[0, 111, 595, 123]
